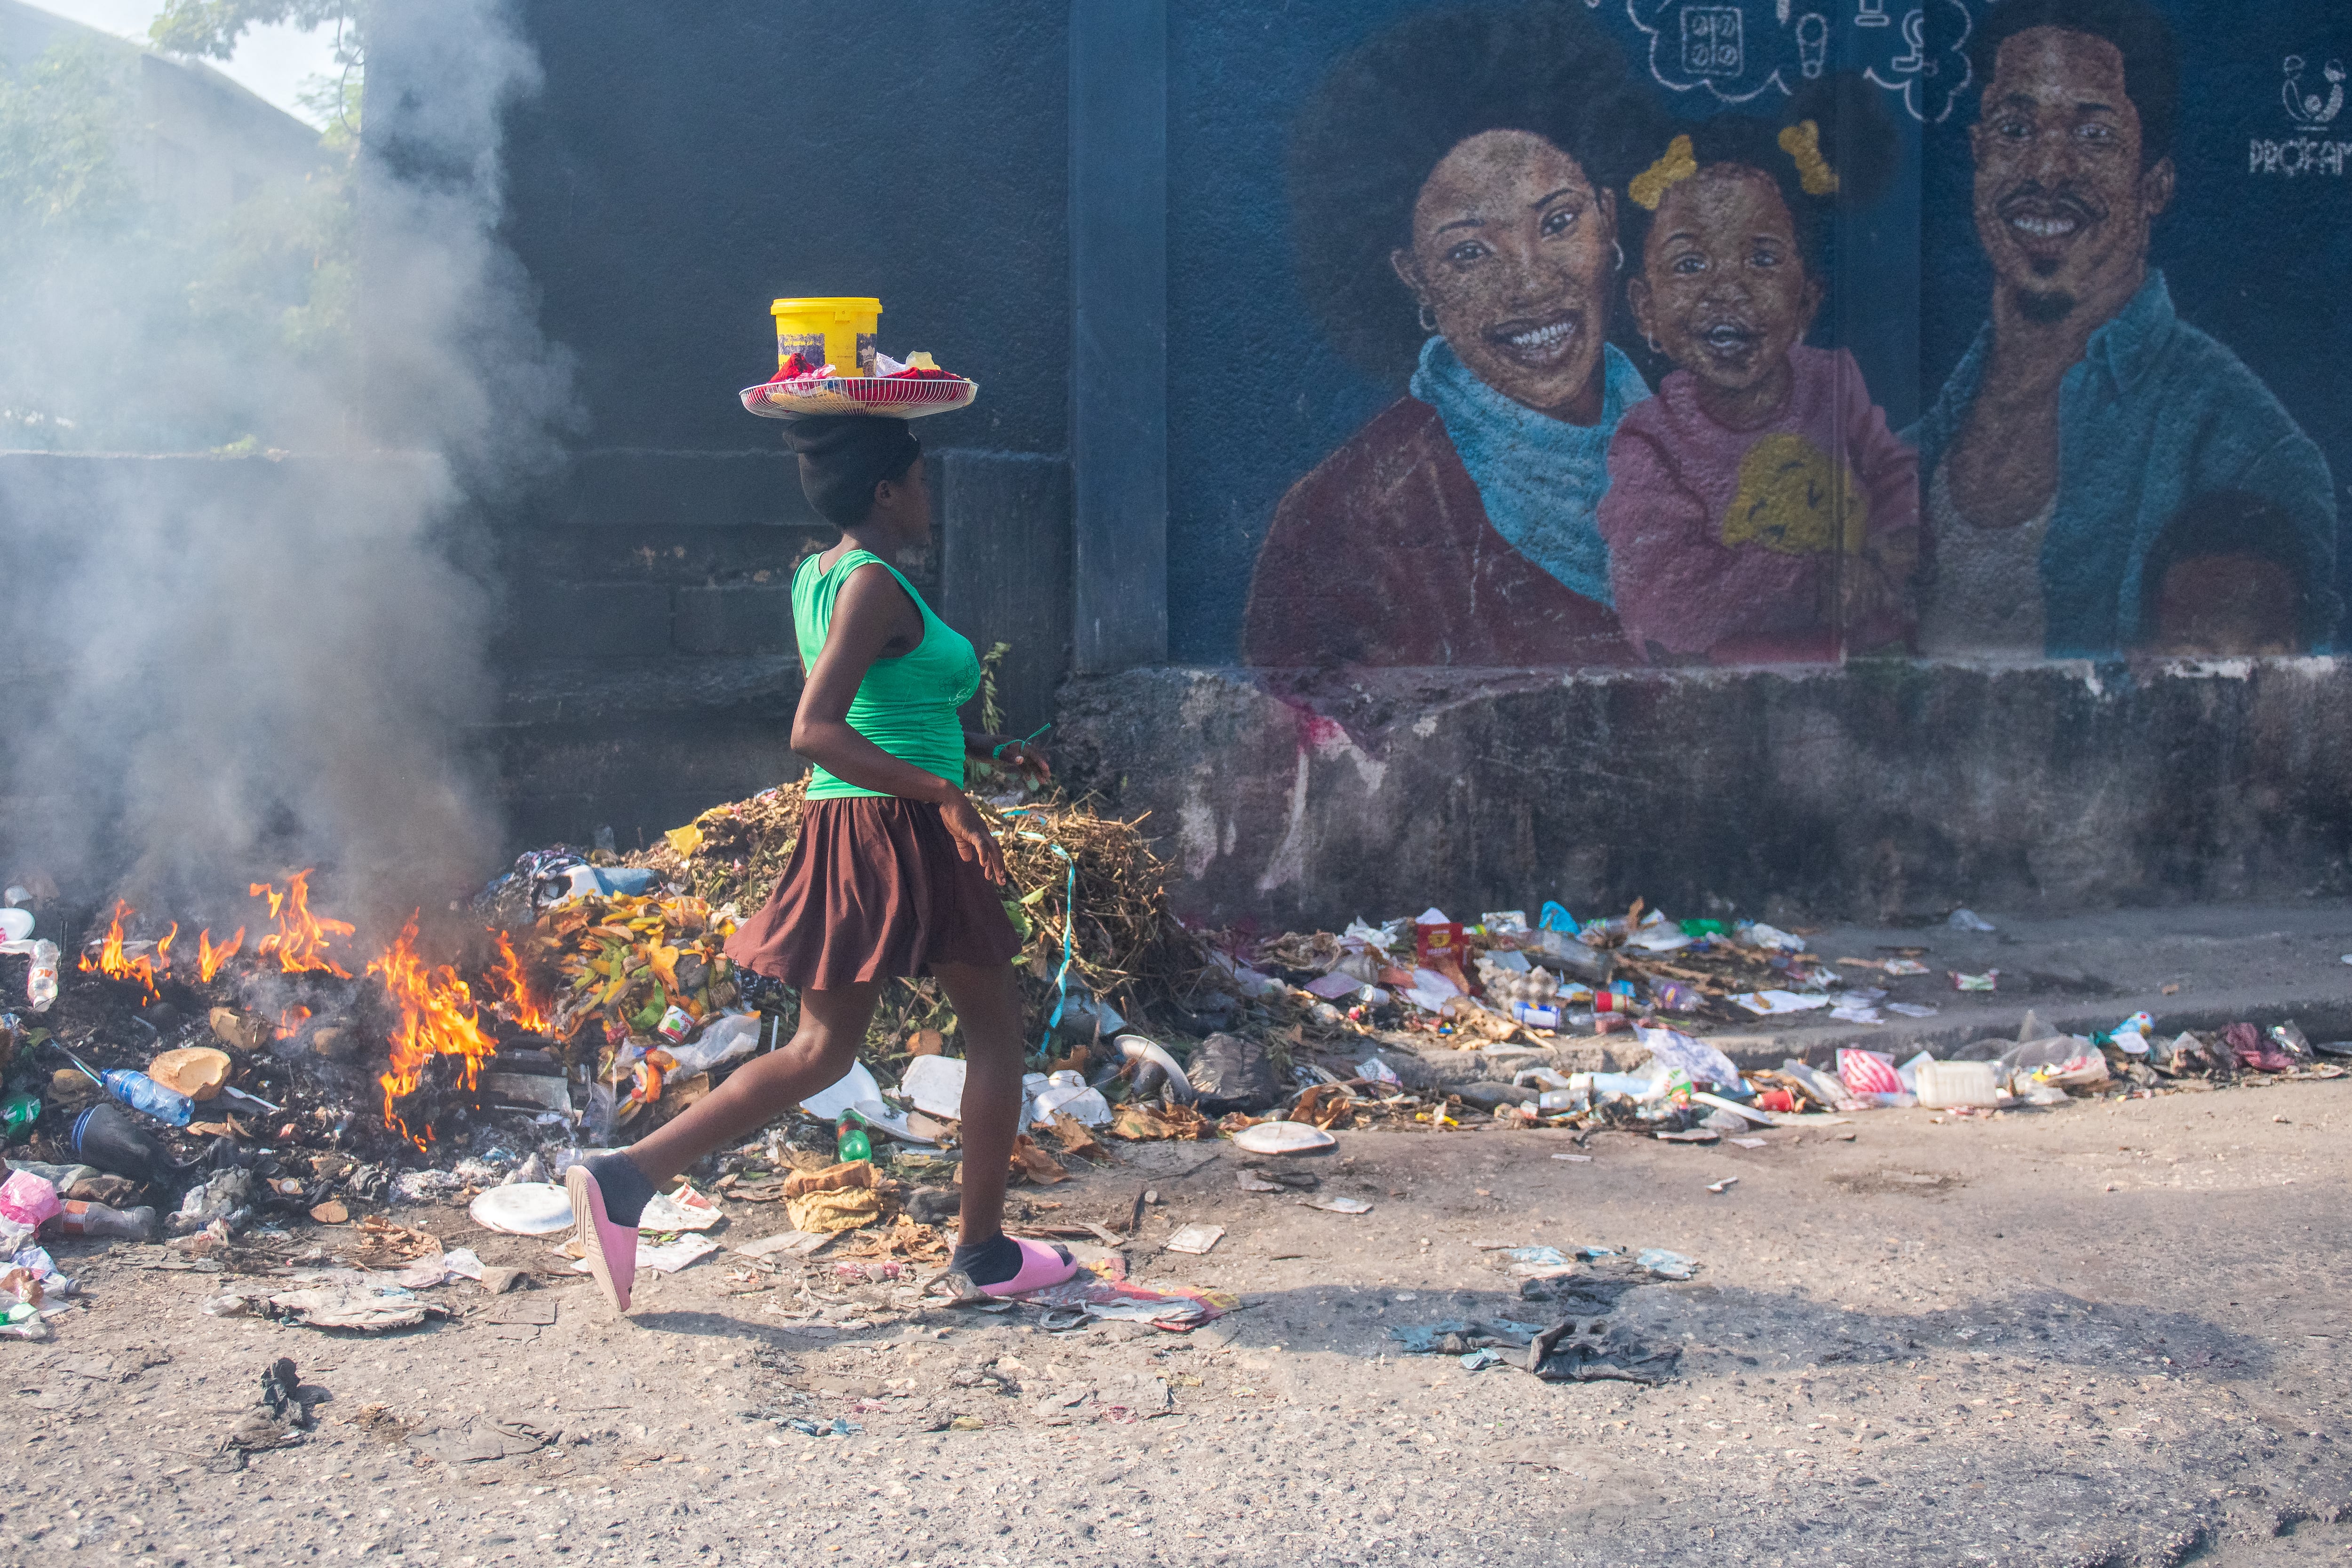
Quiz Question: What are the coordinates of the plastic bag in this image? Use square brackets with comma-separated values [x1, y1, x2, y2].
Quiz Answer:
[1836, 1048, 1903, 1097]
[0, 1170, 59, 1230]
[1635, 1026, 1742, 1091]
[800, 1061, 881, 1120]
[1187, 1032, 1279, 1114]
[660, 1012, 766, 1076]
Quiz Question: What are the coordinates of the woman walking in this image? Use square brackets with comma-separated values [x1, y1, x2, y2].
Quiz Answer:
[567, 412, 1079, 1312]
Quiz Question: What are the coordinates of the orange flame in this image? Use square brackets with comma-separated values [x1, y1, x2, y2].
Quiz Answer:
[369, 913, 501, 1150]
[275, 1005, 313, 1040]
[484, 929, 552, 1033]
[250, 870, 355, 978]
[197, 927, 246, 982]
[77, 900, 161, 1003]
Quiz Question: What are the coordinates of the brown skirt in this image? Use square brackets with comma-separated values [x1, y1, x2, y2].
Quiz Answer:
[722, 796, 1021, 990]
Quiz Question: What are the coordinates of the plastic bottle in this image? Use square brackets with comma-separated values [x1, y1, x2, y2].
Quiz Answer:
[0, 1092, 38, 1143]
[835, 1115, 872, 1164]
[26, 940, 58, 1013]
[51, 1200, 158, 1240]
[1584, 1071, 1656, 1100]
[99, 1069, 194, 1127]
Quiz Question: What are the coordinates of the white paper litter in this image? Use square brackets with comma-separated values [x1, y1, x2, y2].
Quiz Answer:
[639, 1185, 724, 1233]
[571, 1234, 718, 1276]
[1165, 1224, 1225, 1255]
[898, 1054, 968, 1119]
[1732, 990, 1834, 1016]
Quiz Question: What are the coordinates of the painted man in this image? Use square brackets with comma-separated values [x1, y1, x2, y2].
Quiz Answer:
[1912, 0, 2337, 657]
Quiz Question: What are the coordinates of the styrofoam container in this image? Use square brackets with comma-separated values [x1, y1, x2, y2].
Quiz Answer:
[1915, 1059, 2001, 1108]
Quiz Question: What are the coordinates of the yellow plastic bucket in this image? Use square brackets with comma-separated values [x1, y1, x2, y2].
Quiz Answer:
[771, 296, 881, 377]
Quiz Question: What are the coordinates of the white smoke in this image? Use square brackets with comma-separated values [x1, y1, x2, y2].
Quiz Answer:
[0, 0, 572, 923]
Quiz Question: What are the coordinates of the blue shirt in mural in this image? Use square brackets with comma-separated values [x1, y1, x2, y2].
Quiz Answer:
[1410, 335, 1650, 609]
[1912, 271, 2338, 656]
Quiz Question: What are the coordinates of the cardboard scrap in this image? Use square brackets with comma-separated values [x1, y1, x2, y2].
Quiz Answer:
[1111, 1102, 1206, 1141]
[1048, 1111, 1112, 1162]
[785, 1188, 882, 1235]
[1009, 1134, 1068, 1185]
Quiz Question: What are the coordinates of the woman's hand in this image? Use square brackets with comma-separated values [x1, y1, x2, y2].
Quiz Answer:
[969, 733, 1053, 787]
[994, 739, 1053, 786]
[938, 791, 1008, 885]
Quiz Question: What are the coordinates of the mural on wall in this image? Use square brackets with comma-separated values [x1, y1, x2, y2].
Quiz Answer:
[1915, 0, 2337, 657]
[1236, 0, 2342, 668]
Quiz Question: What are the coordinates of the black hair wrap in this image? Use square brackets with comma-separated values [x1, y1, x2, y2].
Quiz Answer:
[779, 414, 922, 527]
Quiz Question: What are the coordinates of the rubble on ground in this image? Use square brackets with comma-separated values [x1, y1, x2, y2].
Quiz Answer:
[1, 789, 2344, 1329]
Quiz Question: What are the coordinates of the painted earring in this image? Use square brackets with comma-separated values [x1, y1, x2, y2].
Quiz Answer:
[1644, 333, 1661, 355]
[1417, 298, 1438, 333]
[1613, 240, 1625, 272]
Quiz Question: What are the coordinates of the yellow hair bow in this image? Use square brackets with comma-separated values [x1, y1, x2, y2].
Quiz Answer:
[1778, 119, 1841, 197]
[1629, 134, 1698, 211]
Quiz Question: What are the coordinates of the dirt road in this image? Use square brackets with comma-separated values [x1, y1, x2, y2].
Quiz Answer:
[9, 1080, 2351, 1567]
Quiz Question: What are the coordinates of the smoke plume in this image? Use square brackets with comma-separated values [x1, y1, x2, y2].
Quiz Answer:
[0, 0, 572, 926]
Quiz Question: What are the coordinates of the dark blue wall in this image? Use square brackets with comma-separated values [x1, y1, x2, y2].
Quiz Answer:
[483, 0, 2350, 671]
[500, 0, 1070, 459]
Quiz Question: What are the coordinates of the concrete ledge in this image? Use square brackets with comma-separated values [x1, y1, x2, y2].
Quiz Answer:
[1055, 661, 2352, 928]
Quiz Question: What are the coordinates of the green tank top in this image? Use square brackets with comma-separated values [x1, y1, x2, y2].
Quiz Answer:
[793, 548, 980, 800]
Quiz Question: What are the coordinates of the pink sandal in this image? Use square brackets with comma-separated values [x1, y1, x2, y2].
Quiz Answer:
[566, 1164, 638, 1314]
[977, 1236, 1081, 1298]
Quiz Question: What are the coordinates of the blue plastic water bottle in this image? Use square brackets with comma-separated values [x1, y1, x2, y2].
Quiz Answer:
[100, 1069, 194, 1127]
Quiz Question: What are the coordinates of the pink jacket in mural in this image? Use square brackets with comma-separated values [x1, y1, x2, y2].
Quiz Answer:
[1598, 345, 1918, 664]
[1241, 398, 1633, 668]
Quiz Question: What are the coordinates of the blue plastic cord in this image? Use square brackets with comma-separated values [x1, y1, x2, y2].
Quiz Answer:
[1014, 830, 1077, 1054]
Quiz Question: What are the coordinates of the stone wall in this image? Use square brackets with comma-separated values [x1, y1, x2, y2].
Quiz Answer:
[1054, 659, 2352, 927]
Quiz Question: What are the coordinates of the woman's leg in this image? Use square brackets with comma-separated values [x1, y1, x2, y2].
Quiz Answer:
[568, 982, 881, 1315]
[621, 981, 882, 1188]
[928, 959, 1029, 1247]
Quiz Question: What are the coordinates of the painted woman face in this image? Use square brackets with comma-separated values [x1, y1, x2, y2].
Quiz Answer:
[1391, 129, 1619, 425]
[1628, 166, 1820, 414]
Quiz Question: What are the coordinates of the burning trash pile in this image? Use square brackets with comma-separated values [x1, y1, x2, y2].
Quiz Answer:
[2, 794, 2342, 1291]
[0, 781, 1239, 1270]
[0, 867, 583, 1256]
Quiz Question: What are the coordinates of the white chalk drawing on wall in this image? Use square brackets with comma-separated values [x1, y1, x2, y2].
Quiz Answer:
[2249, 137, 2352, 176]
[2254, 55, 2351, 177]
[1632, 0, 1977, 121]
[1629, 0, 1791, 102]
[1797, 13, 1828, 77]
[1861, 0, 1974, 123]
[1683, 6, 1745, 79]
[2281, 56, 2345, 127]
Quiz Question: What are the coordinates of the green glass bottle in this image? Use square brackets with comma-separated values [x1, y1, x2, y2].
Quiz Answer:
[836, 1115, 872, 1164]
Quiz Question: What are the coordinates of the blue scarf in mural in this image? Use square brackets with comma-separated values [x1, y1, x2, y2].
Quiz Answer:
[1410, 335, 1649, 608]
